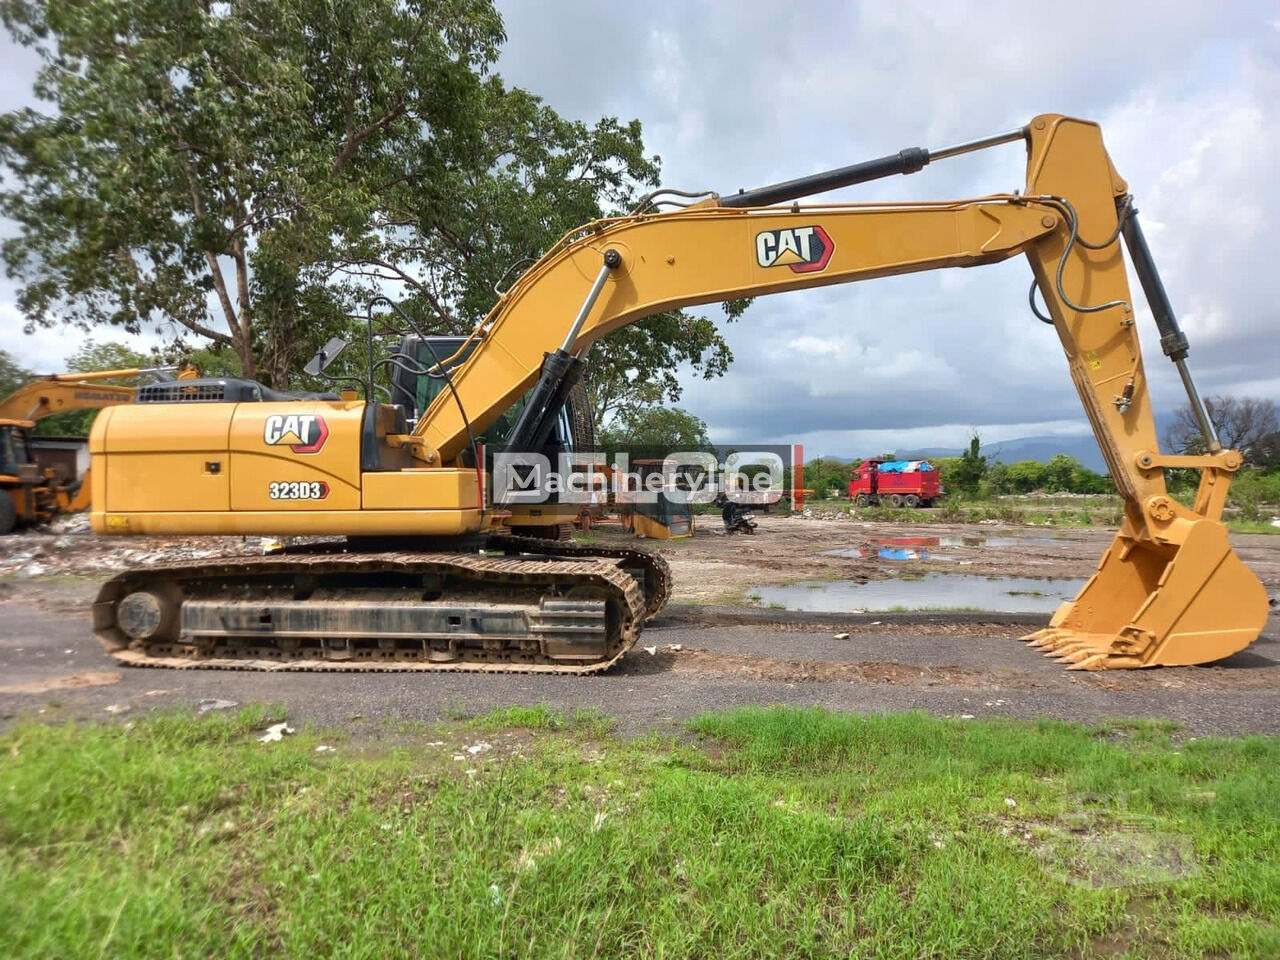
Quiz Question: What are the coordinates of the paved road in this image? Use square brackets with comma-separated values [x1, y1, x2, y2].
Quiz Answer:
[3, 589, 1277, 737]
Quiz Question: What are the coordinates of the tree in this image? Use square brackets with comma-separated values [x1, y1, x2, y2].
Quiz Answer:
[598, 406, 711, 449]
[0, 0, 505, 386]
[0, 1, 743, 413]
[801, 457, 850, 499]
[1164, 396, 1279, 464]
[0, 348, 31, 398]
[1069, 459, 1109, 494]
[65, 341, 154, 375]
[585, 307, 741, 425]
[1254, 431, 1280, 469]
[943, 432, 987, 495]
[1001, 459, 1047, 493]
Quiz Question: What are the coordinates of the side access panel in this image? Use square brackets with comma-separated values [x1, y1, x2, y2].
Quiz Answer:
[95, 404, 233, 513]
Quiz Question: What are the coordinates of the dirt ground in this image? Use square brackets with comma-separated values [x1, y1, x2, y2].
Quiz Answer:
[5, 511, 1278, 601]
[654, 513, 1280, 605]
[1, 513, 1277, 735]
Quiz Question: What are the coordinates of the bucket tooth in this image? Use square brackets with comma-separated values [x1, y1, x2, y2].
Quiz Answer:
[1052, 647, 1096, 664]
[1025, 629, 1068, 650]
[1016, 519, 1268, 671]
[1037, 634, 1077, 653]
[1022, 629, 1055, 648]
[1064, 653, 1108, 671]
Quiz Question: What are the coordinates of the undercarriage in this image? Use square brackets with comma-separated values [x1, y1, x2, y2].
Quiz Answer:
[93, 538, 670, 674]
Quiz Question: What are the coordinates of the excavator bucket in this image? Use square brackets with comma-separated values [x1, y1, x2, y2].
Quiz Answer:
[1022, 518, 1270, 670]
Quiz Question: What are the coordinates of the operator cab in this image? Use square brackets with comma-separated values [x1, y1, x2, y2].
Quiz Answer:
[0, 420, 34, 478]
[391, 335, 576, 453]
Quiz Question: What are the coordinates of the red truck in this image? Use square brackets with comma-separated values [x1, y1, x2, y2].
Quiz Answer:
[848, 459, 942, 508]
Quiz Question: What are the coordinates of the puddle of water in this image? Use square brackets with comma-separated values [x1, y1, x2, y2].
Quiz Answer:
[878, 546, 939, 561]
[823, 545, 954, 561]
[981, 535, 1068, 548]
[823, 534, 1068, 561]
[877, 536, 975, 548]
[879, 534, 1068, 549]
[752, 574, 1086, 614]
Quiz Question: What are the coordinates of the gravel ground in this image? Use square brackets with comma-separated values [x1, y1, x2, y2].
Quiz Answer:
[3, 512, 1278, 736]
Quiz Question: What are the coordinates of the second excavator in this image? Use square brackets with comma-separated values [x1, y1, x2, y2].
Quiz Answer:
[86, 113, 1269, 672]
[0, 364, 195, 532]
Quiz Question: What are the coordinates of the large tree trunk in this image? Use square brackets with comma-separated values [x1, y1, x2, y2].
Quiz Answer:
[262, 297, 298, 390]
[232, 328, 257, 382]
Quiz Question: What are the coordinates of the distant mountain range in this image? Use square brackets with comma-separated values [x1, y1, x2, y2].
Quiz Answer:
[883, 415, 1177, 475]
[893, 436, 1109, 473]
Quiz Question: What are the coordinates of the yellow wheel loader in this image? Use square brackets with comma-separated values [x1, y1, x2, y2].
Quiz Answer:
[88, 113, 1269, 672]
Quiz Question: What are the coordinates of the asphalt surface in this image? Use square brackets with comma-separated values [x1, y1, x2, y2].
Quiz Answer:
[2, 589, 1277, 737]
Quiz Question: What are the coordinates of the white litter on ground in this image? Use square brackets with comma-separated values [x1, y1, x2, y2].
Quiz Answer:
[258, 722, 295, 743]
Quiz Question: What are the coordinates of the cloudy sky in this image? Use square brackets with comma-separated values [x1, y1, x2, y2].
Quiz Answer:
[3, 1, 1278, 455]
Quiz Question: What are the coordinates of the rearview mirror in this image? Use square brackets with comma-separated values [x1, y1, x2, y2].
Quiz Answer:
[304, 337, 348, 376]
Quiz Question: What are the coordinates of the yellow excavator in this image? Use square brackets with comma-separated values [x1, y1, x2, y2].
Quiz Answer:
[0, 366, 196, 532]
[87, 113, 1270, 673]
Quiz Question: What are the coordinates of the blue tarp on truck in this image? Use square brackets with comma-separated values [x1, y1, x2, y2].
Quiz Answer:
[875, 460, 936, 473]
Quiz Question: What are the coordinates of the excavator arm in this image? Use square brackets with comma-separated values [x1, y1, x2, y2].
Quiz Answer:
[407, 113, 1267, 668]
[415, 118, 1148, 485]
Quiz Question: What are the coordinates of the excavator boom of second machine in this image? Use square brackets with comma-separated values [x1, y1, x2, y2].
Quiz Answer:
[86, 114, 1269, 672]
[0, 365, 194, 531]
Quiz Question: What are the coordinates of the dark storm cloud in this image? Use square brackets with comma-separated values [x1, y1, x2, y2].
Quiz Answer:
[492, 1, 1280, 451]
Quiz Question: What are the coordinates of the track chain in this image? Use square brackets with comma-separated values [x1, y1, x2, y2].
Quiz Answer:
[486, 533, 671, 620]
[94, 550, 647, 674]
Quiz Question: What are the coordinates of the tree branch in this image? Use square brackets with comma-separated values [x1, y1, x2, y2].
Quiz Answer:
[182, 315, 236, 346]
[332, 100, 407, 175]
[178, 152, 242, 340]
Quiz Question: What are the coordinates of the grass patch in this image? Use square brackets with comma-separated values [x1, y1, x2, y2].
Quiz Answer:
[1226, 518, 1280, 535]
[2, 707, 1278, 958]
[466, 704, 616, 737]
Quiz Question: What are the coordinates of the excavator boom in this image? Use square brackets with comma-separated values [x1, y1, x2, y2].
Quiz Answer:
[0, 368, 179, 423]
[87, 113, 1269, 671]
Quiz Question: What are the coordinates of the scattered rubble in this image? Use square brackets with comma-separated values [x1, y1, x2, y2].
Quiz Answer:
[0, 530, 327, 579]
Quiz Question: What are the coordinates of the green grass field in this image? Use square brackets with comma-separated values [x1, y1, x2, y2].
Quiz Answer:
[2, 706, 1277, 958]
